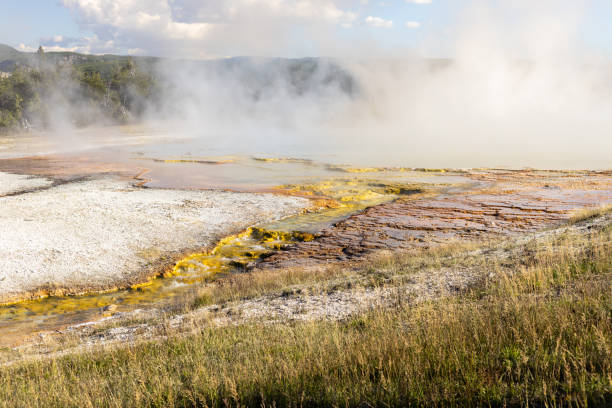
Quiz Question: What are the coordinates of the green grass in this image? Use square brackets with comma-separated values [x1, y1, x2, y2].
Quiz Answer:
[0, 223, 610, 407]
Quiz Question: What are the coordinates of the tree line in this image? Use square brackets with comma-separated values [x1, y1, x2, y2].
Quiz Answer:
[0, 56, 158, 132]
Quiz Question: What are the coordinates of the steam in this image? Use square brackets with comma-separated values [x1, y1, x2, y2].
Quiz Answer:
[23, 1, 612, 168]
[335, 0, 612, 168]
[132, 0, 610, 169]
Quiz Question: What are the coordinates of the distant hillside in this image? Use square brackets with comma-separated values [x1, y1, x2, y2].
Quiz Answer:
[0, 44, 22, 60]
[0, 44, 29, 72]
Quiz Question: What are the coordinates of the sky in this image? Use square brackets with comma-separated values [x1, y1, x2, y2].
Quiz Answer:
[0, 0, 612, 59]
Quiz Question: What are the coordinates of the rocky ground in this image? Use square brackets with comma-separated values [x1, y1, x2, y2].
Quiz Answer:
[0, 172, 53, 196]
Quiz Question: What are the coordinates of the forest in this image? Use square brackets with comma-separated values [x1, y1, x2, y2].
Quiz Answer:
[0, 43, 359, 134]
[0, 46, 158, 132]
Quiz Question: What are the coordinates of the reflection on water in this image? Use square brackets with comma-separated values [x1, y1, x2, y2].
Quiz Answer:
[136, 154, 467, 192]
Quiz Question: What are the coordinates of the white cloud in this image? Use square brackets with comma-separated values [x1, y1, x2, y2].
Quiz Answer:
[136, 12, 161, 27]
[127, 48, 146, 56]
[31, 33, 117, 55]
[405, 0, 431, 4]
[19, 41, 93, 54]
[365, 16, 393, 28]
[17, 44, 36, 53]
[60, 0, 358, 57]
[164, 21, 210, 40]
[404, 21, 420, 29]
[42, 44, 92, 53]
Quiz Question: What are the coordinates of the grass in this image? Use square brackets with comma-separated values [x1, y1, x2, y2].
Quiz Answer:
[0, 220, 610, 407]
[177, 239, 488, 313]
[569, 204, 612, 224]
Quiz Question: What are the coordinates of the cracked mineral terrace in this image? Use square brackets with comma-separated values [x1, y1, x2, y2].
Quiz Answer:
[257, 176, 612, 270]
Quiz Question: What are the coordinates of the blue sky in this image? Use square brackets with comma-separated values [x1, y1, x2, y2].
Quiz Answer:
[1, 1, 611, 58]
[0, 1, 86, 47]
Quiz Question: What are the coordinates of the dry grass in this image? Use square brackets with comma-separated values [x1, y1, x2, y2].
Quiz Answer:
[569, 204, 612, 224]
[0, 221, 610, 407]
[180, 240, 486, 311]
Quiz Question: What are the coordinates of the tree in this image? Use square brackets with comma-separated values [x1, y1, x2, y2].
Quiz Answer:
[36, 46, 45, 68]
